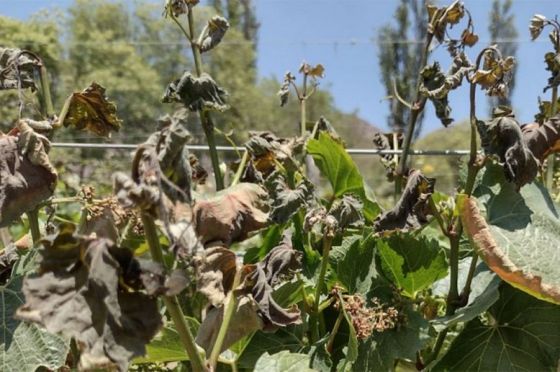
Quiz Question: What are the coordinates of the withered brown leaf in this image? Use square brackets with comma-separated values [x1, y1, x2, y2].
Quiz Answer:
[16, 223, 164, 371]
[193, 183, 269, 247]
[0, 48, 41, 91]
[59, 82, 122, 138]
[374, 170, 435, 233]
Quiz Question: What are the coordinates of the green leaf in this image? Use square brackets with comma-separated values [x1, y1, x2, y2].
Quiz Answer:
[433, 284, 560, 371]
[432, 267, 501, 332]
[254, 350, 315, 372]
[237, 328, 304, 370]
[354, 305, 429, 371]
[134, 318, 199, 364]
[461, 162, 560, 304]
[0, 276, 69, 372]
[376, 234, 448, 298]
[329, 233, 377, 295]
[306, 132, 380, 221]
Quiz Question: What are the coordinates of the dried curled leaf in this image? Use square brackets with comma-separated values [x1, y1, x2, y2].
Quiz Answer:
[244, 131, 304, 177]
[193, 183, 269, 247]
[162, 72, 228, 112]
[523, 113, 560, 164]
[472, 50, 515, 97]
[461, 29, 479, 47]
[529, 14, 547, 41]
[329, 194, 364, 230]
[427, 1, 465, 43]
[165, 0, 188, 17]
[199, 16, 230, 53]
[277, 71, 295, 107]
[311, 116, 341, 141]
[544, 51, 560, 93]
[299, 62, 325, 78]
[195, 234, 301, 353]
[374, 170, 435, 233]
[0, 121, 57, 227]
[189, 153, 207, 185]
[0, 48, 41, 90]
[419, 53, 472, 126]
[476, 107, 538, 189]
[59, 82, 122, 138]
[265, 171, 314, 224]
[373, 132, 402, 181]
[16, 224, 164, 371]
[146, 110, 194, 203]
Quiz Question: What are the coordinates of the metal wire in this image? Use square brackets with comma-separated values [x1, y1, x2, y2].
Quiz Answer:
[51, 142, 471, 156]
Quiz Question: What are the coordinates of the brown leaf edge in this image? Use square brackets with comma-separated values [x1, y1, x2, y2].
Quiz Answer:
[458, 194, 560, 304]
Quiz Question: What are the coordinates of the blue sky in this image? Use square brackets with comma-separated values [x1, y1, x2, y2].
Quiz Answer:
[0, 0, 557, 134]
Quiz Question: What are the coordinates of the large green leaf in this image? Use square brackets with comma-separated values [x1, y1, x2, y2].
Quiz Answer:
[237, 328, 304, 370]
[433, 284, 560, 371]
[354, 305, 429, 371]
[254, 350, 315, 371]
[306, 132, 380, 221]
[376, 234, 448, 298]
[461, 162, 560, 304]
[329, 233, 377, 295]
[0, 276, 68, 372]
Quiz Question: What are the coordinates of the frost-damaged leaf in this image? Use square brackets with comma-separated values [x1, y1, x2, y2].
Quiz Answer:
[544, 51, 560, 92]
[374, 170, 435, 233]
[15, 224, 165, 371]
[419, 53, 472, 126]
[372, 131, 402, 181]
[59, 82, 122, 138]
[463, 161, 560, 303]
[146, 110, 194, 203]
[195, 236, 302, 354]
[199, 16, 230, 53]
[377, 234, 448, 298]
[299, 62, 325, 78]
[193, 183, 268, 247]
[244, 131, 304, 177]
[476, 107, 539, 189]
[522, 113, 560, 164]
[254, 351, 314, 372]
[0, 48, 41, 90]
[433, 284, 560, 371]
[277, 71, 295, 107]
[328, 194, 364, 230]
[162, 71, 228, 112]
[459, 186, 560, 304]
[426, 1, 465, 43]
[307, 132, 381, 221]
[0, 275, 69, 372]
[530, 14, 547, 41]
[472, 50, 516, 97]
[266, 171, 314, 224]
[0, 121, 57, 227]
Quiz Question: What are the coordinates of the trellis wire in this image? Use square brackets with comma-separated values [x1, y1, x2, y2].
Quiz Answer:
[51, 142, 472, 156]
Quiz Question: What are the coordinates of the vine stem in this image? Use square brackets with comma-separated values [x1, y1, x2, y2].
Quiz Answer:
[428, 48, 497, 365]
[395, 33, 433, 195]
[310, 234, 333, 341]
[26, 209, 41, 245]
[300, 73, 308, 137]
[209, 269, 241, 370]
[326, 311, 344, 353]
[545, 86, 558, 189]
[184, 5, 224, 190]
[231, 150, 248, 186]
[38, 64, 54, 118]
[140, 213, 206, 372]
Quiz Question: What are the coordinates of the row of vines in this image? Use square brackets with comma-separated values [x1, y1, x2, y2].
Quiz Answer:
[0, 0, 559, 371]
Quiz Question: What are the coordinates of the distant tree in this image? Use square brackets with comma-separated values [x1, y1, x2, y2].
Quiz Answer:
[488, 0, 518, 108]
[377, 0, 427, 137]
